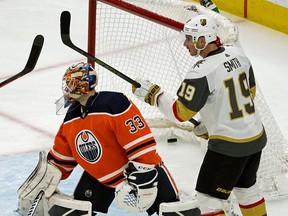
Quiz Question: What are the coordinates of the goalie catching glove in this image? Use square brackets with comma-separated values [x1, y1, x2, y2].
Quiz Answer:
[115, 161, 158, 212]
[132, 78, 163, 106]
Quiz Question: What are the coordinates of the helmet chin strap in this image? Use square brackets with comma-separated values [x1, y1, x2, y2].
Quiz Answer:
[193, 41, 208, 57]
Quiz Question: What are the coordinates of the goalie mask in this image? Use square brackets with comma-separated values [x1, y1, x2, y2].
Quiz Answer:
[62, 62, 98, 106]
[183, 14, 217, 46]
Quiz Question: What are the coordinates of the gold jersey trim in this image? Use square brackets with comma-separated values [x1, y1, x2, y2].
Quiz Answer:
[209, 129, 264, 143]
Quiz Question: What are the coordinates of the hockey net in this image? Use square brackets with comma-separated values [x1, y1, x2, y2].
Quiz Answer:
[89, 0, 288, 200]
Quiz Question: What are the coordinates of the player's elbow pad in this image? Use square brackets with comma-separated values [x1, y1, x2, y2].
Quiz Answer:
[158, 92, 182, 123]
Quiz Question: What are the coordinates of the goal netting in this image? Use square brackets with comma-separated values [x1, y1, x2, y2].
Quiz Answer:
[88, 0, 288, 200]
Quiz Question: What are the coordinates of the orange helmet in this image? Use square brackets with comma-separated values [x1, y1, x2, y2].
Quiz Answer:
[62, 62, 98, 104]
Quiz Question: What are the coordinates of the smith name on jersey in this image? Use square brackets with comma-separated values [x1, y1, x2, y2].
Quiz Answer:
[48, 91, 162, 188]
[174, 46, 266, 157]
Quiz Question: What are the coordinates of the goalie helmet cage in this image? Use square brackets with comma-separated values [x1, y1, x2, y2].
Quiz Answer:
[87, 0, 288, 200]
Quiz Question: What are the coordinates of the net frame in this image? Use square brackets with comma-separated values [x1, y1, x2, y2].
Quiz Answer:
[87, 0, 288, 200]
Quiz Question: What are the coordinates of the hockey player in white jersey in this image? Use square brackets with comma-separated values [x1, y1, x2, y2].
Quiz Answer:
[132, 14, 268, 216]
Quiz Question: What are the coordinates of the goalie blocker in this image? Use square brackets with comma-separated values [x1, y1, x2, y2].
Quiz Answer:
[17, 151, 92, 216]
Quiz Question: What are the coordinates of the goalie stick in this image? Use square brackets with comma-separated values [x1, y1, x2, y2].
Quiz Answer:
[0, 34, 44, 88]
[26, 190, 44, 216]
[60, 11, 200, 127]
[60, 11, 140, 88]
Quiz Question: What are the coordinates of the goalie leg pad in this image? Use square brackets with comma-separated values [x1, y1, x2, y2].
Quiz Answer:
[159, 200, 201, 216]
[17, 151, 62, 216]
[43, 191, 92, 216]
[17, 191, 45, 216]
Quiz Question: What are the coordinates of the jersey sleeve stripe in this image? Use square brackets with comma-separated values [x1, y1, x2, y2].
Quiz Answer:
[48, 152, 78, 166]
[101, 173, 124, 188]
[126, 139, 156, 155]
[49, 160, 74, 172]
[129, 146, 157, 161]
[98, 164, 126, 182]
[123, 133, 154, 150]
[50, 148, 76, 161]
[172, 101, 185, 122]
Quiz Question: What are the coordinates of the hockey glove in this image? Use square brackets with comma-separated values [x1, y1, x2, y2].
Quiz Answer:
[132, 78, 163, 106]
[193, 121, 209, 140]
[199, 0, 219, 13]
[115, 161, 158, 212]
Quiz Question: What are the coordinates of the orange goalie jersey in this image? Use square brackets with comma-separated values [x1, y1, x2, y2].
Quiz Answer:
[48, 91, 162, 188]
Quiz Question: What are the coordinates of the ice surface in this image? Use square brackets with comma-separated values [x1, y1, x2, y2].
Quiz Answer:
[0, 0, 288, 215]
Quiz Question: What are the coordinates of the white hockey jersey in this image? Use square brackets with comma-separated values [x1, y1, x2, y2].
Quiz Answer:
[173, 46, 267, 157]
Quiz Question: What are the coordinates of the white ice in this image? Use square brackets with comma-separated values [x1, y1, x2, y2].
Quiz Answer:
[0, 0, 288, 215]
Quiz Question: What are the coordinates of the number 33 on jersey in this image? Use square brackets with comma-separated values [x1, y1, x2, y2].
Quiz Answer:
[49, 91, 162, 188]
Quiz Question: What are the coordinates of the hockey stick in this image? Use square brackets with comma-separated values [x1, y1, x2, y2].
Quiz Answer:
[60, 11, 200, 127]
[60, 11, 140, 88]
[26, 190, 44, 216]
[189, 118, 199, 126]
[0, 35, 44, 88]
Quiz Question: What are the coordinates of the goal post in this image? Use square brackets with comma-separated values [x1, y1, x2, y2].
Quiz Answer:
[87, 0, 96, 66]
[87, 0, 288, 201]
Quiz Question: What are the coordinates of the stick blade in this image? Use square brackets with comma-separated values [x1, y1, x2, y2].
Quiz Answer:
[60, 11, 71, 38]
[25, 34, 44, 72]
[0, 34, 44, 88]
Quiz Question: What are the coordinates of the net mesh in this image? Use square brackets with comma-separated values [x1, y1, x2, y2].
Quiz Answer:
[92, 0, 288, 200]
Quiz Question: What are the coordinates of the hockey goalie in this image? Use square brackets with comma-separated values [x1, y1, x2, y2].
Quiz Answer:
[16, 60, 201, 216]
[17, 151, 200, 216]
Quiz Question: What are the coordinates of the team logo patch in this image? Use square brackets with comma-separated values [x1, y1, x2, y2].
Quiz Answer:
[75, 130, 102, 163]
[200, 19, 207, 26]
